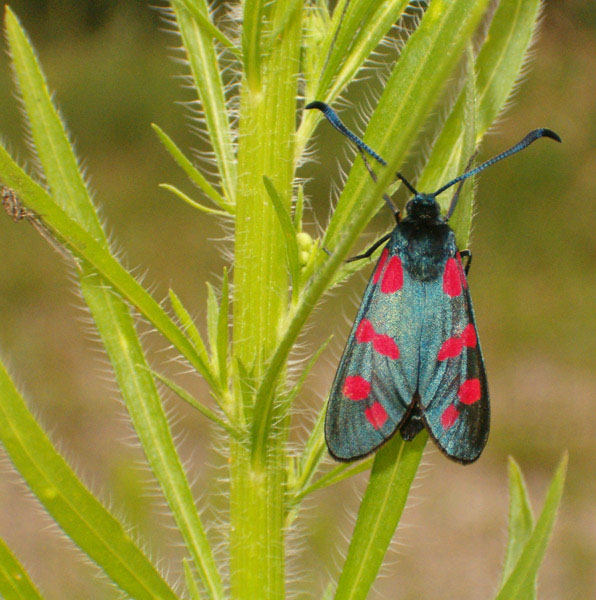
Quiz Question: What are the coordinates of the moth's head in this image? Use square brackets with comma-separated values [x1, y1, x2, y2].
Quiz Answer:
[406, 194, 441, 220]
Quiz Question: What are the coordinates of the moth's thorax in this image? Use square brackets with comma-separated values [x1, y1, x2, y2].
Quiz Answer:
[404, 193, 442, 222]
[392, 216, 456, 281]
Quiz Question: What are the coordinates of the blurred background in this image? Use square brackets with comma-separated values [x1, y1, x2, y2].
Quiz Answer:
[0, 1, 594, 598]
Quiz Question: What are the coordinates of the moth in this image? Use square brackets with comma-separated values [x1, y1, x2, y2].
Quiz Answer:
[307, 101, 560, 463]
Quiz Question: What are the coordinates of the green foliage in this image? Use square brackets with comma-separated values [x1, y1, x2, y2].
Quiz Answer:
[0, 1, 564, 599]
[495, 455, 567, 600]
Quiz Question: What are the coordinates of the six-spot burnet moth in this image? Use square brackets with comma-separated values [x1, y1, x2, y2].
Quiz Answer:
[306, 101, 561, 464]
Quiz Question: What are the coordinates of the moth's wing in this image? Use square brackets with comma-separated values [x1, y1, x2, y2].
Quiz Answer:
[418, 254, 490, 463]
[325, 245, 422, 461]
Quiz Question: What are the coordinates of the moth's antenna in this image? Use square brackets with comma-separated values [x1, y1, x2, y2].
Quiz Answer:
[357, 148, 399, 216]
[306, 101, 387, 165]
[306, 101, 419, 196]
[434, 129, 562, 198]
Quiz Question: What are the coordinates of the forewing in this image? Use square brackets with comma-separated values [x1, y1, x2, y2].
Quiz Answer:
[418, 254, 489, 463]
[326, 244, 422, 461]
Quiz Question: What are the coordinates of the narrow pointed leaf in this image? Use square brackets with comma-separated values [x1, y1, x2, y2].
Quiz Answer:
[495, 453, 567, 600]
[445, 47, 477, 248]
[267, 0, 303, 51]
[170, 0, 237, 202]
[80, 273, 225, 600]
[334, 432, 427, 600]
[263, 176, 301, 300]
[169, 288, 212, 370]
[178, 0, 241, 58]
[217, 268, 230, 389]
[475, 0, 543, 136]
[297, 0, 410, 160]
[501, 458, 535, 598]
[151, 369, 239, 438]
[183, 559, 204, 600]
[241, 0, 266, 88]
[206, 282, 219, 371]
[159, 184, 230, 216]
[0, 536, 44, 600]
[282, 336, 331, 417]
[293, 184, 304, 230]
[0, 148, 219, 392]
[324, 0, 490, 246]
[417, 0, 543, 243]
[292, 457, 374, 507]
[0, 360, 179, 600]
[153, 124, 232, 213]
[318, 0, 410, 101]
[417, 45, 477, 247]
[5, 7, 103, 240]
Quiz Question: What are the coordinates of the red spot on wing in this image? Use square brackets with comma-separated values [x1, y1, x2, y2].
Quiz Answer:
[443, 258, 462, 297]
[356, 318, 375, 343]
[381, 255, 403, 294]
[355, 318, 400, 360]
[458, 378, 481, 405]
[437, 324, 477, 360]
[343, 376, 371, 401]
[437, 337, 463, 361]
[373, 248, 389, 284]
[461, 324, 477, 347]
[441, 404, 459, 429]
[365, 401, 388, 429]
[373, 334, 400, 359]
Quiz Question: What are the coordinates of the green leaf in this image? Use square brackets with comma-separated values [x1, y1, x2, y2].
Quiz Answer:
[159, 183, 230, 217]
[416, 0, 543, 247]
[297, 0, 410, 160]
[334, 432, 427, 600]
[178, 0, 241, 58]
[217, 268, 230, 389]
[293, 184, 305, 230]
[475, 0, 543, 136]
[495, 453, 567, 600]
[501, 458, 535, 597]
[152, 124, 233, 213]
[206, 281, 219, 372]
[5, 7, 103, 241]
[0, 536, 44, 600]
[318, 0, 411, 101]
[241, 0, 266, 88]
[267, 0, 303, 52]
[169, 288, 212, 372]
[0, 360, 179, 600]
[80, 273, 225, 600]
[183, 559, 204, 600]
[151, 368, 239, 438]
[325, 0, 491, 246]
[417, 44, 477, 247]
[263, 176, 301, 302]
[0, 147, 218, 391]
[290, 456, 374, 509]
[170, 0, 237, 203]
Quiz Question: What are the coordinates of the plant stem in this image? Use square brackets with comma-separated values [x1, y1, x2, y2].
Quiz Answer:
[229, 2, 302, 598]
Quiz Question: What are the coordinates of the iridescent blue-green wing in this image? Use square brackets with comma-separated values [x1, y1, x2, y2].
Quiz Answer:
[325, 244, 422, 461]
[418, 253, 490, 463]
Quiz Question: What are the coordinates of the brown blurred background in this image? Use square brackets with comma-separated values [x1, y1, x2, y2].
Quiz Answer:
[0, 1, 594, 598]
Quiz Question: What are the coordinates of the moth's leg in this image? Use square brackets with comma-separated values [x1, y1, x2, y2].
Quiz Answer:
[345, 233, 392, 263]
[460, 249, 472, 275]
